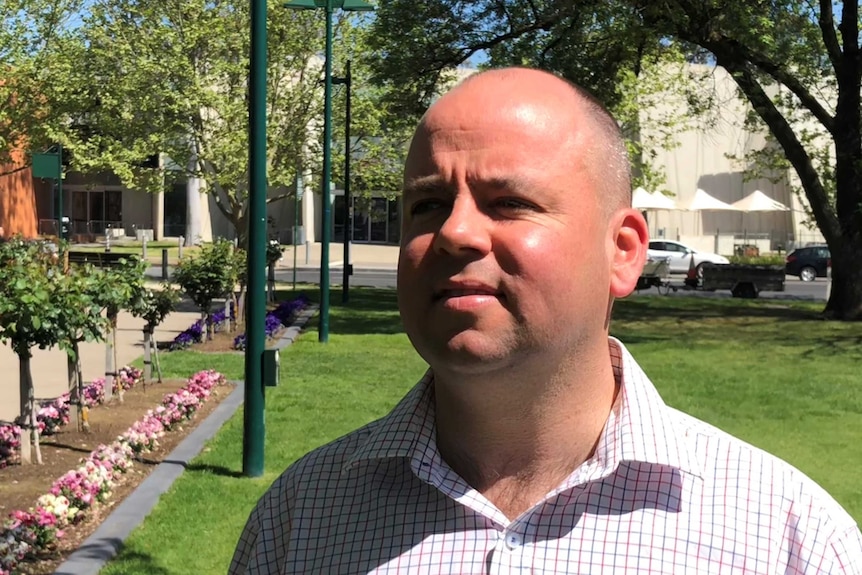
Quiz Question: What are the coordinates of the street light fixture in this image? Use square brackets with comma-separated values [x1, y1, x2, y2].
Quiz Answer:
[284, 0, 373, 342]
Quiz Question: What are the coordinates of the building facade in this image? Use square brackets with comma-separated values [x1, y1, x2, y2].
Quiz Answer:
[3, 64, 827, 252]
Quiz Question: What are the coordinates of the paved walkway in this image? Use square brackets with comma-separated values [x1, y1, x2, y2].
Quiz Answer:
[0, 308, 201, 422]
[275, 242, 399, 270]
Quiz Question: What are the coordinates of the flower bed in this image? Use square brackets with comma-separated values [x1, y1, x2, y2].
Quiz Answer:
[232, 295, 309, 351]
[0, 370, 226, 575]
[169, 305, 235, 350]
[0, 367, 144, 469]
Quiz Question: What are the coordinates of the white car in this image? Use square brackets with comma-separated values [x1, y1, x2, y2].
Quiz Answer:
[647, 240, 729, 276]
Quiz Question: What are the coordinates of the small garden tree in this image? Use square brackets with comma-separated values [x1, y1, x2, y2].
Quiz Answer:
[0, 238, 64, 464]
[129, 283, 179, 384]
[92, 258, 147, 402]
[173, 239, 236, 340]
[55, 265, 109, 432]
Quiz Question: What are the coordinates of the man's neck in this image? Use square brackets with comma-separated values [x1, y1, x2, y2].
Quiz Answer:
[433, 342, 619, 520]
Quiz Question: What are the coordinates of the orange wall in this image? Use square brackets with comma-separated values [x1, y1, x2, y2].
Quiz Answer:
[0, 147, 38, 239]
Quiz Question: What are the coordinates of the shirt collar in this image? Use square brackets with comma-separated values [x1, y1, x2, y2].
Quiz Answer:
[599, 337, 704, 479]
[343, 339, 703, 480]
[343, 369, 436, 470]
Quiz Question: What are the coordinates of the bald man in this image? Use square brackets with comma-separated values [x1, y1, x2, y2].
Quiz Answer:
[230, 68, 862, 574]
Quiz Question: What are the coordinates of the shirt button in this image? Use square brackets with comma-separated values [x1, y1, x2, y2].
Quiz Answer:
[505, 532, 522, 550]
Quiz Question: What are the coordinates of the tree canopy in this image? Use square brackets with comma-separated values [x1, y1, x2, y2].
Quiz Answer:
[367, 0, 862, 319]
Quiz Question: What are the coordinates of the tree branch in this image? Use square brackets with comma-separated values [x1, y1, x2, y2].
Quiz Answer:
[838, 0, 859, 64]
[265, 190, 296, 204]
[722, 60, 841, 244]
[817, 0, 842, 74]
[704, 34, 836, 133]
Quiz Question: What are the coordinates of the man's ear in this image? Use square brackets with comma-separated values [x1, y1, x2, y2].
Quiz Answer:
[608, 209, 649, 298]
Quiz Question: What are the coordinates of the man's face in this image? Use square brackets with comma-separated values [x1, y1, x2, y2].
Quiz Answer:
[397, 77, 615, 375]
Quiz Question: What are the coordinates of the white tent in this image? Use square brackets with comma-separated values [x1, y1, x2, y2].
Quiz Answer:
[730, 190, 791, 212]
[677, 188, 742, 211]
[633, 187, 677, 210]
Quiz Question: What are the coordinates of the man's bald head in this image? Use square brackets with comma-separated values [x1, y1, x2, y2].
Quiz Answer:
[412, 67, 632, 215]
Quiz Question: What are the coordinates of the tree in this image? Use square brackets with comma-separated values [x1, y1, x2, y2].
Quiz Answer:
[173, 239, 236, 340]
[53, 0, 336, 246]
[367, 0, 862, 320]
[129, 283, 179, 384]
[632, 1, 862, 319]
[0, 237, 64, 463]
[91, 258, 147, 402]
[0, 0, 83, 171]
[365, 1, 708, 194]
[54, 264, 109, 432]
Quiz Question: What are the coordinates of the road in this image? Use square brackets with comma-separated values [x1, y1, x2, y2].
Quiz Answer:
[634, 274, 829, 301]
[146, 267, 830, 302]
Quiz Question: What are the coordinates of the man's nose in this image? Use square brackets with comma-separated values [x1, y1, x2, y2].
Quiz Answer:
[432, 196, 492, 256]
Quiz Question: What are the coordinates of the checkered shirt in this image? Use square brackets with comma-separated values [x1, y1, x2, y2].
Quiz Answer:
[230, 338, 862, 574]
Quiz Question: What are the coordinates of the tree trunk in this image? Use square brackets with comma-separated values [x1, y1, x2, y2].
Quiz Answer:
[29, 360, 42, 465]
[153, 337, 163, 383]
[202, 310, 212, 341]
[237, 284, 247, 328]
[68, 352, 80, 432]
[231, 292, 240, 333]
[823, 246, 862, 320]
[113, 314, 122, 403]
[18, 353, 32, 464]
[224, 298, 231, 332]
[143, 328, 152, 385]
[77, 355, 89, 433]
[105, 314, 116, 402]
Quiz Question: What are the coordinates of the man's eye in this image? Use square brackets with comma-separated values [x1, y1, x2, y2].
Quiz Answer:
[409, 199, 445, 216]
[495, 198, 536, 211]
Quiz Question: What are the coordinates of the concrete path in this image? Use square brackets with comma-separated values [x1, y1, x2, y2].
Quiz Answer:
[275, 242, 399, 271]
[0, 308, 202, 422]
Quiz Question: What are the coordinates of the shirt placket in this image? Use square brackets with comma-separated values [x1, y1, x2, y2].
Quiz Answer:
[486, 519, 533, 575]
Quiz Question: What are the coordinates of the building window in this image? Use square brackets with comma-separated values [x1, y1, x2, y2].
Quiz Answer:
[341, 196, 399, 244]
[163, 182, 188, 237]
[70, 190, 123, 235]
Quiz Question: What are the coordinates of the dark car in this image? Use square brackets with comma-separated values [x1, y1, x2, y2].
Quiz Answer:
[785, 245, 830, 281]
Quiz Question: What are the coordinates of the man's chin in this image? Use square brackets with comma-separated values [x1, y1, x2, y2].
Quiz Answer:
[421, 335, 516, 374]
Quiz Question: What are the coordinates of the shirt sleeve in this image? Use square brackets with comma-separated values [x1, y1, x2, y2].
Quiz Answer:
[228, 478, 293, 575]
[228, 502, 262, 575]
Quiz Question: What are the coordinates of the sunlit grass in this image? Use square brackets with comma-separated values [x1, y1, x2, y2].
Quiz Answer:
[101, 291, 862, 574]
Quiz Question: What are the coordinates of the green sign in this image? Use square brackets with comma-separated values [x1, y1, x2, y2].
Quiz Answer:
[31, 152, 61, 179]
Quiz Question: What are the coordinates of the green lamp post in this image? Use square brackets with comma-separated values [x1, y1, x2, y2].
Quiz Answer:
[284, 0, 373, 342]
[243, 0, 268, 477]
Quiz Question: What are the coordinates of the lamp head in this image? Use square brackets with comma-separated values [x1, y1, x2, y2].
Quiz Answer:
[283, 0, 375, 10]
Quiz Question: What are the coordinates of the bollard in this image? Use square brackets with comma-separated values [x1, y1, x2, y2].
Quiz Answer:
[161, 249, 168, 281]
[142, 236, 148, 260]
[105, 227, 111, 253]
[178, 236, 184, 259]
[305, 240, 310, 265]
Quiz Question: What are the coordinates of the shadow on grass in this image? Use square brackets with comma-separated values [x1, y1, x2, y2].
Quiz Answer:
[162, 461, 245, 478]
[53, 537, 170, 575]
[322, 288, 404, 335]
[613, 296, 824, 323]
[612, 297, 862, 359]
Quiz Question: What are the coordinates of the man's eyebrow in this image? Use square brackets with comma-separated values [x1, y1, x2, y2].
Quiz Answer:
[478, 176, 533, 193]
[403, 176, 449, 197]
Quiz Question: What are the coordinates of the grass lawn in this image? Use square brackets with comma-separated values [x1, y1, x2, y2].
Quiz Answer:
[100, 290, 862, 574]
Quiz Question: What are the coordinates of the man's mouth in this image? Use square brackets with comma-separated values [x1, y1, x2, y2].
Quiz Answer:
[432, 281, 504, 303]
